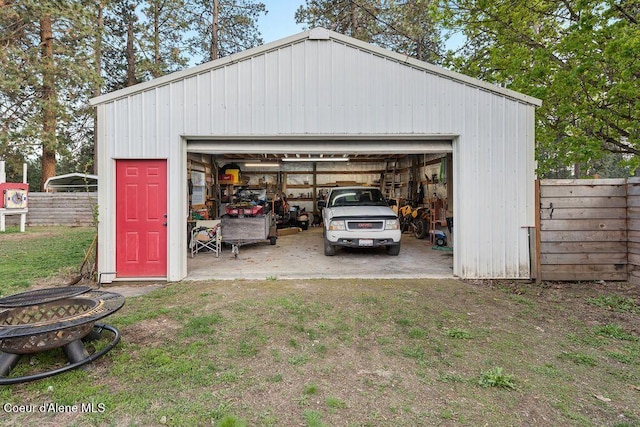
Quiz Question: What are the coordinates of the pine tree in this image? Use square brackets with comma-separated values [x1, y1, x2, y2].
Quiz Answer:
[0, 1, 101, 189]
[295, 0, 441, 63]
[187, 0, 267, 63]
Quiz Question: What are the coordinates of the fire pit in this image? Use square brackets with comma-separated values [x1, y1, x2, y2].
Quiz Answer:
[0, 287, 124, 385]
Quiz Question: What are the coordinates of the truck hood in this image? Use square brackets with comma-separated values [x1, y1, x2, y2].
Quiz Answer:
[327, 206, 397, 219]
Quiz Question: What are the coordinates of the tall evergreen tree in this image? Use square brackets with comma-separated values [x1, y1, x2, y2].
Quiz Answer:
[187, 0, 267, 62]
[295, 0, 383, 42]
[0, 1, 100, 189]
[139, 0, 191, 78]
[295, 0, 441, 63]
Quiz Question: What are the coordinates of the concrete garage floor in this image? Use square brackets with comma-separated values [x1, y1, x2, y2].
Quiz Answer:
[186, 226, 454, 281]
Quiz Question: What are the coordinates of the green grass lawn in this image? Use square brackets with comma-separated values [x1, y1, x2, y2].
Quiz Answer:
[0, 228, 639, 426]
[0, 226, 95, 296]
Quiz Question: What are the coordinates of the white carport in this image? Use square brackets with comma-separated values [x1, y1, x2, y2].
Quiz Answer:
[90, 28, 541, 283]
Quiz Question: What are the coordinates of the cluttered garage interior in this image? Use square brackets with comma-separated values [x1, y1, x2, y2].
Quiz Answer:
[186, 148, 455, 280]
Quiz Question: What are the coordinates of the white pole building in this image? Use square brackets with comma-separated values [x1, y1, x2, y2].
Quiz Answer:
[90, 28, 541, 283]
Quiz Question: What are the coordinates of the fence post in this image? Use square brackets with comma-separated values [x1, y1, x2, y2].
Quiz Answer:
[533, 179, 541, 283]
[628, 177, 640, 284]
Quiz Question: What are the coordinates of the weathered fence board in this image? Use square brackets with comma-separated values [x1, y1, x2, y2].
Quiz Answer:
[542, 270, 628, 281]
[540, 230, 626, 242]
[540, 219, 627, 231]
[540, 181, 627, 198]
[541, 241, 627, 254]
[629, 178, 640, 285]
[540, 253, 627, 265]
[4, 192, 97, 227]
[539, 180, 628, 282]
[540, 207, 626, 220]
[540, 196, 627, 209]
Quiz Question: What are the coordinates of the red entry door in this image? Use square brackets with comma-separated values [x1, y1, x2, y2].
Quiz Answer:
[116, 159, 168, 277]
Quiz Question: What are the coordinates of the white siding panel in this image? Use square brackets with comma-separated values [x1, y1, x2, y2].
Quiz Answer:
[491, 95, 507, 276]
[196, 73, 212, 135]
[410, 66, 426, 133]
[291, 43, 307, 133]
[237, 59, 252, 133]
[278, 47, 294, 133]
[158, 86, 172, 148]
[113, 99, 127, 157]
[226, 64, 240, 134]
[329, 41, 346, 132]
[251, 55, 266, 133]
[170, 80, 185, 137]
[304, 41, 320, 134]
[182, 77, 197, 133]
[317, 40, 333, 131]
[264, 50, 280, 134]
[211, 68, 226, 134]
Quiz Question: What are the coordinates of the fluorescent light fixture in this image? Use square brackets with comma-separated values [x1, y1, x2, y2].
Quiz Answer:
[281, 157, 349, 162]
[244, 162, 280, 167]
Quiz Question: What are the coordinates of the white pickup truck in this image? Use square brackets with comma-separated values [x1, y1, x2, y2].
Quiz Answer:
[318, 186, 401, 256]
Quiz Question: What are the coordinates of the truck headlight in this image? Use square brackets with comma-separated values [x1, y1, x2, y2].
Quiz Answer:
[385, 219, 399, 230]
[329, 220, 346, 231]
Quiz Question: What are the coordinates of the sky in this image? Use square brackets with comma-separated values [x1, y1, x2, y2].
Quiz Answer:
[258, 0, 306, 43]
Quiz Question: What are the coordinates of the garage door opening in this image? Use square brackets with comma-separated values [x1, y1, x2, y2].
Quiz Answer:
[185, 139, 455, 280]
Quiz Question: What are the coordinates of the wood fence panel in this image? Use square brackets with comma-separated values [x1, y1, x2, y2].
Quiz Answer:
[539, 180, 628, 282]
[628, 178, 640, 285]
[4, 192, 97, 227]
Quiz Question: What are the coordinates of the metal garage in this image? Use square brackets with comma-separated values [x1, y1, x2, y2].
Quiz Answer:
[90, 27, 541, 283]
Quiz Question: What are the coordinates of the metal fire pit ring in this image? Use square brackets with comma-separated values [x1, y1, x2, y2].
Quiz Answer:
[0, 286, 92, 308]
[0, 291, 125, 353]
[0, 289, 125, 384]
[0, 323, 120, 385]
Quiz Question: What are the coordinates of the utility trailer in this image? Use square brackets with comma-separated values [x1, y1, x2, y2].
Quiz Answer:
[221, 212, 277, 257]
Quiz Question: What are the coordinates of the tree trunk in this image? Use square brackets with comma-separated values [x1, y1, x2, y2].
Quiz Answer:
[126, 8, 137, 86]
[153, 0, 161, 76]
[93, 1, 104, 175]
[210, 0, 219, 61]
[40, 13, 57, 190]
[350, 1, 358, 38]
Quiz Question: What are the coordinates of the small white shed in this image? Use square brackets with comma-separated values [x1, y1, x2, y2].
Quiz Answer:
[90, 28, 541, 283]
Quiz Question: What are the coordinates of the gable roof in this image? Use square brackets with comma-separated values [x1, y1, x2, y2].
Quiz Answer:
[90, 27, 541, 107]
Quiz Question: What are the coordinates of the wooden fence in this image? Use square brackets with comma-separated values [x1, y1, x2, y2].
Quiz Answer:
[3, 192, 97, 227]
[629, 178, 640, 285]
[538, 179, 629, 281]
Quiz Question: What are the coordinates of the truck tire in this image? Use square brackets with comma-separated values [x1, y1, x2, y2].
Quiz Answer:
[387, 244, 401, 256]
[324, 237, 336, 256]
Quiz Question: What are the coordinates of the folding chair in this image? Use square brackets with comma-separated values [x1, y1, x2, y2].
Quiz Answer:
[190, 220, 222, 257]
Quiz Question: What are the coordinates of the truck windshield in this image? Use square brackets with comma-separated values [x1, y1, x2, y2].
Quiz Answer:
[329, 189, 387, 207]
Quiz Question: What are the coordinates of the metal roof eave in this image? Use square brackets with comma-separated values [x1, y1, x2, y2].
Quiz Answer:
[89, 27, 542, 108]
[43, 173, 98, 191]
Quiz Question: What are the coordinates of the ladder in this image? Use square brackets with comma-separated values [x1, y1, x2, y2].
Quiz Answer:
[381, 159, 399, 199]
